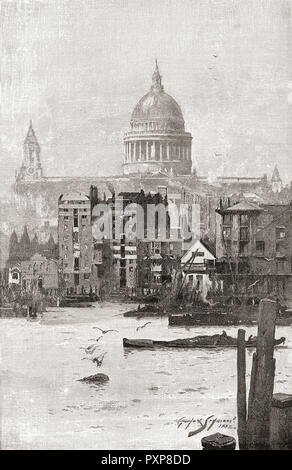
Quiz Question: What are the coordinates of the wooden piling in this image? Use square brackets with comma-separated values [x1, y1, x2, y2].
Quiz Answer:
[246, 299, 277, 450]
[237, 329, 247, 449]
[201, 433, 236, 450]
[270, 393, 292, 450]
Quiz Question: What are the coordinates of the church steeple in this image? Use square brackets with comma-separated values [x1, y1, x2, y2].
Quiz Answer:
[15, 121, 43, 183]
[151, 59, 164, 92]
[271, 165, 281, 182]
[271, 164, 283, 193]
[24, 120, 40, 162]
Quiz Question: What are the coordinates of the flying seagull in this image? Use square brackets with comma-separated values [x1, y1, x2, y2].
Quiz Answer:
[87, 336, 103, 343]
[80, 344, 99, 355]
[93, 327, 119, 334]
[93, 353, 107, 367]
[82, 353, 107, 367]
[136, 321, 152, 332]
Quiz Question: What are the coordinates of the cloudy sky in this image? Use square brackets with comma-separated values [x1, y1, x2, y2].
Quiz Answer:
[1, 0, 292, 189]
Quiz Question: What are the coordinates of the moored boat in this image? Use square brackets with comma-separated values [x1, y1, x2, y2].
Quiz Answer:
[123, 333, 286, 349]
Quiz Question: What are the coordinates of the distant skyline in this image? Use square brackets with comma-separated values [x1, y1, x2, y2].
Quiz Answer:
[1, 0, 292, 192]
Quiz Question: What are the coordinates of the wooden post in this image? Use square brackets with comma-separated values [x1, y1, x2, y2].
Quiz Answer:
[201, 433, 236, 450]
[237, 329, 247, 449]
[246, 299, 277, 449]
[270, 393, 292, 450]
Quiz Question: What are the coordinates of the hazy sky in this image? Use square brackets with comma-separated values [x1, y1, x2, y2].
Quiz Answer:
[1, 0, 292, 188]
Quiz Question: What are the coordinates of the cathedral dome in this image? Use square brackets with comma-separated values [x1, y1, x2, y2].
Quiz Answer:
[124, 61, 192, 177]
[131, 61, 185, 131]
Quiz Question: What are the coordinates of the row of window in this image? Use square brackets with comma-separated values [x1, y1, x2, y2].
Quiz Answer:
[224, 239, 287, 256]
[223, 226, 286, 241]
[64, 272, 91, 284]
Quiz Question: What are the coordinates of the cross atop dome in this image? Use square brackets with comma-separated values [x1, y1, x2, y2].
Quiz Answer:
[151, 59, 163, 92]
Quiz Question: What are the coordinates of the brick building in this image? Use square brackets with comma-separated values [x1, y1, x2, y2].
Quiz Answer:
[215, 199, 292, 303]
[58, 192, 98, 295]
[90, 188, 186, 296]
[20, 254, 58, 294]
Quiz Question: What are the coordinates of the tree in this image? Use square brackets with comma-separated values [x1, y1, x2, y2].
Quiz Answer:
[19, 225, 31, 261]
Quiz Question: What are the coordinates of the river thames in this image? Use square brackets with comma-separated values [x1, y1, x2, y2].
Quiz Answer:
[1, 302, 291, 450]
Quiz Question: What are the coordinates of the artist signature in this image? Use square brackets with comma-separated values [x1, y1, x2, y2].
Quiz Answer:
[177, 416, 236, 437]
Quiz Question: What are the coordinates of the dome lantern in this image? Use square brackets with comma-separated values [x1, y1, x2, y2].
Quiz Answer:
[151, 59, 164, 92]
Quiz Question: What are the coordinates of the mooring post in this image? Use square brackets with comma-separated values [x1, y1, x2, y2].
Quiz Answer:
[246, 299, 277, 450]
[201, 433, 236, 450]
[270, 393, 292, 450]
[237, 329, 247, 449]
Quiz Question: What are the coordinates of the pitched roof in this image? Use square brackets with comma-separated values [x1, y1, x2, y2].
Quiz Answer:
[60, 192, 89, 201]
[201, 239, 216, 257]
[225, 201, 262, 213]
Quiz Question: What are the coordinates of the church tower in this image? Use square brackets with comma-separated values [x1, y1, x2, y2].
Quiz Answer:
[271, 165, 283, 193]
[15, 121, 43, 183]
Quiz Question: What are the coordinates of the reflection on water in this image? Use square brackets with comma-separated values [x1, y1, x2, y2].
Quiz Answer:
[0, 302, 291, 450]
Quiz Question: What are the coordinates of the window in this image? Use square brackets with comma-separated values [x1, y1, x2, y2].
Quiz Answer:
[240, 214, 249, 226]
[64, 216, 69, 220]
[74, 273, 79, 286]
[276, 227, 286, 239]
[12, 272, 19, 280]
[256, 241, 265, 255]
[74, 208, 78, 228]
[239, 241, 248, 256]
[84, 273, 90, 280]
[277, 259, 285, 272]
[129, 266, 134, 273]
[223, 227, 231, 239]
[276, 240, 286, 257]
[223, 214, 231, 225]
[73, 231, 79, 243]
[240, 227, 249, 241]
[74, 257, 80, 270]
[224, 239, 232, 254]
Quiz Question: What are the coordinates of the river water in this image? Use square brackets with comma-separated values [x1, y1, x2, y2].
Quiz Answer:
[0, 302, 291, 450]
